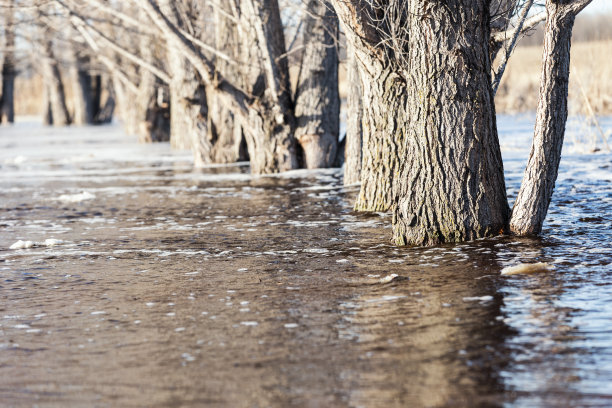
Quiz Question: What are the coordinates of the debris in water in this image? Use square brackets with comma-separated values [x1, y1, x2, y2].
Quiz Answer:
[379, 274, 399, 283]
[10, 240, 34, 249]
[501, 262, 555, 276]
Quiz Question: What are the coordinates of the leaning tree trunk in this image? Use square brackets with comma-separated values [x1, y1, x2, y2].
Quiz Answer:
[343, 44, 363, 185]
[510, 0, 591, 235]
[1, 1, 16, 124]
[294, 0, 340, 169]
[392, 1, 509, 246]
[41, 39, 71, 126]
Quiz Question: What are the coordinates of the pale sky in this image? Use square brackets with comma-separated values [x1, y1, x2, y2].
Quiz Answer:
[584, 0, 612, 14]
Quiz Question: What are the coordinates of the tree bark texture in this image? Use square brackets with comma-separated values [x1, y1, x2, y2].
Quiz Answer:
[41, 39, 71, 126]
[343, 45, 363, 185]
[509, 0, 591, 235]
[208, 2, 249, 164]
[238, 0, 298, 174]
[1, 2, 16, 124]
[294, 0, 340, 169]
[393, 1, 509, 246]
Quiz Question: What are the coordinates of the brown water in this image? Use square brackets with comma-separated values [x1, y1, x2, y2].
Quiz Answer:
[1, 118, 612, 407]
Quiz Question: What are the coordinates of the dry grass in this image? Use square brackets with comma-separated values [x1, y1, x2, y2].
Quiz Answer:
[495, 40, 612, 115]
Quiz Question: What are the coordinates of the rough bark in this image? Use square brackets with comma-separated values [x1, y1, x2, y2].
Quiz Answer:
[1, 1, 16, 124]
[343, 44, 363, 185]
[333, 0, 509, 245]
[510, 0, 592, 235]
[208, 1, 248, 164]
[393, 1, 509, 246]
[294, 0, 340, 169]
[41, 39, 71, 126]
[238, 0, 298, 174]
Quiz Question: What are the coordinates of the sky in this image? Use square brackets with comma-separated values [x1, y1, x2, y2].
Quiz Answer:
[584, 0, 612, 14]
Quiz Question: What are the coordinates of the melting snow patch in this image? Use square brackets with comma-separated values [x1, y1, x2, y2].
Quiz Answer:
[56, 191, 96, 203]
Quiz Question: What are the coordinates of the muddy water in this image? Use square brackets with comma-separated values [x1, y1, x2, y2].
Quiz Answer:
[1, 117, 611, 407]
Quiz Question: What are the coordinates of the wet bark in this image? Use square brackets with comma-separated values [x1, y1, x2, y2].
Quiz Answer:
[294, 0, 340, 169]
[343, 45, 363, 185]
[510, 0, 592, 235]
[1, 2, 16, 124]
[41, 39, 71, 126]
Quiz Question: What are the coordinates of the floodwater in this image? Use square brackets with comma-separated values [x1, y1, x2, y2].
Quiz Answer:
[1, 116, 611, 407]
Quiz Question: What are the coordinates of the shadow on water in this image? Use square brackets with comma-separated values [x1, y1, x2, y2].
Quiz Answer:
[1, 120, 612, 407]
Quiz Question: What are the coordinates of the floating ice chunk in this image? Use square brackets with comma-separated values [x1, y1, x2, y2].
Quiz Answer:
[284, 323, 298, 329]
[379, 274, 399, 284]
[57, 191, 96, 203]
[146, 302, 155, 307]
[175, 327, 185, 332]
[462, 296, 494, 303]
[237, 268, 248, 272]
[90, 311, 106, 315]
[43, 239, 63, 247]
[13, 324, 30, 329]
[181, 352, 195, 361]
[240, 321, 258, 326]
[304, 248, 329, 254]
[336, 259, 349, 263]
[10, 240, 34, 249]
[501, 262, 555, 276]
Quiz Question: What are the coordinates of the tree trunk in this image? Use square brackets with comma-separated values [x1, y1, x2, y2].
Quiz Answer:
[238, 0, 298, 174]
[41, 39, 71, 126]
[294, 0, 340, 169]
[343, 44, 363, 185]
[71, 52, 94, 125]
[208, 2, 249, 164]
[392, 1, 509, 246]
[1, 2, 16, 124]
[509, 0, 591, 235]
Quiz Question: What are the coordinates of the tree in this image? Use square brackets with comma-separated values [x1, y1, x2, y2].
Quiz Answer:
[1, 0, 16, 124]
[343, 44, 363, 186]
[510, 0, 592, 235]
[294, 0, 340, 169]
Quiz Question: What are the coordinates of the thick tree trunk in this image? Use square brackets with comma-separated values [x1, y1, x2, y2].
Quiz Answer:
[294, 0, 340, 169]
[343, 45, 363, 185]
[95, 75, 115, 124]
[41, 40, 71, 126]
[509, 0, 591, 235]
[392, 1, 509, 246]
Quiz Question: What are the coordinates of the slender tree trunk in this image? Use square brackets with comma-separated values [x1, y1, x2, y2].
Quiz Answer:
[343, 45, 363, 185]
[294, 0, 340, 168]
[41, 39, 71, 126]
[510, 0, 591, 235]
[96, 75, 115, 124]
[71, 52, 94, 125]
[1, 2, 16, 124]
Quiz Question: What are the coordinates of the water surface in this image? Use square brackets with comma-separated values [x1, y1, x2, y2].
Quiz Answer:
[1, 116, 611, 407]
